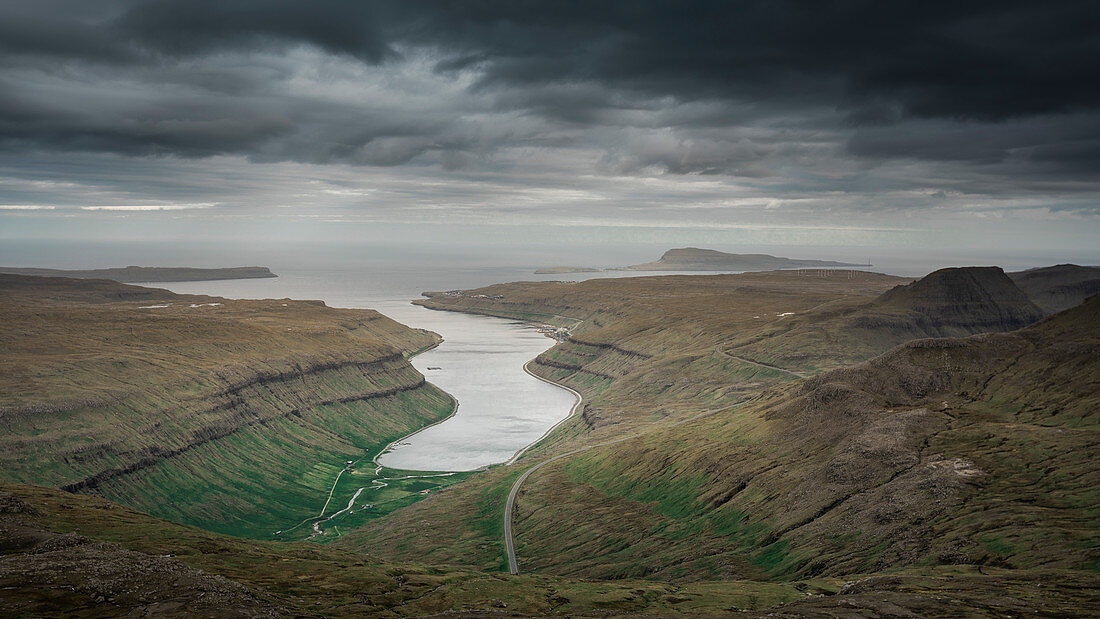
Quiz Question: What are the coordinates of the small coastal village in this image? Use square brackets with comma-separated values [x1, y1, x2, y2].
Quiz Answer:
[536, 324, 571, 340]
[442, 290, 571, 340]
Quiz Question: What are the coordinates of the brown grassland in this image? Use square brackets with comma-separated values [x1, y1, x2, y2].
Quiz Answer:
[1, 268, 1097, 616]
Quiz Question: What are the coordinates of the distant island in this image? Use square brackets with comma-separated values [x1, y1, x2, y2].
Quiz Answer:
[534, 266, 601, 274]
[621, 247, 867, 271]
[0, 265, 277, 283]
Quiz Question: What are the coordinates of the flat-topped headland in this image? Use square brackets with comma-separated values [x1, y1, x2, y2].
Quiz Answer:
[622, 247, 867, 271]
[533, 266, 601, 274]
[0, 265, 277, 282]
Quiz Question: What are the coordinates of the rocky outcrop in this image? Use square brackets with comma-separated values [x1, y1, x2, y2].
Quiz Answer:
[565, 337, 653, 359]
[872, 266, 1044, 334]
[0, 493, 281, 616]
[534, 357, 614, 379]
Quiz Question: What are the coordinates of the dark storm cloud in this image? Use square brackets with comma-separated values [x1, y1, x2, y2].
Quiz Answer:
[322, 1, 1100, 121]
[0, 0, 1097, 217]
[97, 1, 1100, 118]
[116, 0, 396, 63]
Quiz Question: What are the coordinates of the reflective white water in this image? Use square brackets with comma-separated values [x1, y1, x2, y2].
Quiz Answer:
[154, 266, 581, 471]
[382, 312, 575, 471]
[12, 237, 1084, 471]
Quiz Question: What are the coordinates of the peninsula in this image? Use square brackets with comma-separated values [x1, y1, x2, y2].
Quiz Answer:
[0, 265, 277, 282]
[623, 247, 866, 271]
[534, 266, 601, 274]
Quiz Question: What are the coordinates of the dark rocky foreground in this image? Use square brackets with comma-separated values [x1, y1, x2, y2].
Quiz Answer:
[2, 484, 1097, 617]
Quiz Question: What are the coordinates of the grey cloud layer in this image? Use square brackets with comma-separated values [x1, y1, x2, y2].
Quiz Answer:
[0, 0, 1097, 227]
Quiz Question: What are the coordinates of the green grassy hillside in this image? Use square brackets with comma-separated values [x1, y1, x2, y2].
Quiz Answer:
[0, 482, 833, 617]
[3, 482, 1095, 617]
[512, 297, 1098, 581]
[2, 271, 1096, 616]
[345, 270, 1095, 589]
[338, 271, 908, 569]
[0, 274, 454, 538]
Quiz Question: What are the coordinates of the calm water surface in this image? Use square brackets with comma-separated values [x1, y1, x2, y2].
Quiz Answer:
[157, 267, 588, 471]
[35, 241, 1084, 472]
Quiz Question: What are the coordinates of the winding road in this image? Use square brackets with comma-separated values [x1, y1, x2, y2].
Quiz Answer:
[503, 394, 748, 574]
[713, 343, 809, 379]
[504, 326, 819, 573]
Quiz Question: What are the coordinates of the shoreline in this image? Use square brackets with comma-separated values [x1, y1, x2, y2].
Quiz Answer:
[371, 338, 461, 473]
[505, 360, 583, 465]
[376, 305, 583, 474]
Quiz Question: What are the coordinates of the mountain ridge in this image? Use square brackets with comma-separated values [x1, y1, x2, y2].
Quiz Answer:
[871, 266, 1045, 333]
[357, 266, 1096, 590]
[1008, 263, 1100, 314]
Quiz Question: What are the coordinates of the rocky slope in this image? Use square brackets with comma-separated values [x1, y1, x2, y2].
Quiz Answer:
[0, 483, 834, 617]
[1009, 263, 1100, 314]
[3, 483, 1095, 617]
[720, 266, 1047, 372]
[348, 267, 1095, 592]
[871, 266, 1045, 333]
[0, 274, 452, 538]
[517, 297, 1098, 581]
[3, 270, 1096, 616]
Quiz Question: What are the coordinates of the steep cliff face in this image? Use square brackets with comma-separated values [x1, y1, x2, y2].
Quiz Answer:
[722, 267, 1047, 371]
[390, 296, 1096, 584]
[872, 266, 1045, 334]
[358, 267, 1094, 584]
[1009, 263, 1100, 314]
[0, 274, 450, 537]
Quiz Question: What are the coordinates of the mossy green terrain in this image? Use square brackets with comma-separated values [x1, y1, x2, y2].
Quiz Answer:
[3, 268, 1097, 616]
[345, 270, 919, 569]
[344, 269, 1097, 610]
[0, 274, 454, 539]
[3, 483, 1095, 617]
[0, 483, 833, 617]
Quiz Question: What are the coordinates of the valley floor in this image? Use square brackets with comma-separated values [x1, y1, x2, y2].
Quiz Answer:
[2, 267, 1097, 616]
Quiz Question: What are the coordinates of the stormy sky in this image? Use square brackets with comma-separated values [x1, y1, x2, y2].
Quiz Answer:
[1, 1, 1098, 254]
